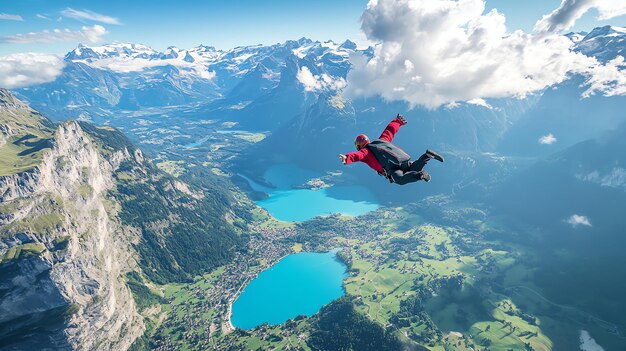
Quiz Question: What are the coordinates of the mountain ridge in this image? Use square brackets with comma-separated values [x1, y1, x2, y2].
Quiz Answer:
[0, 91, 247, 349]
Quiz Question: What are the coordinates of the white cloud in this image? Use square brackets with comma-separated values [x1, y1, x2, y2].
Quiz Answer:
[0, 13, 23, 21]
[539, 133, 557, 144]
[196, 69, 216, 80]
[535, 0, 626, 33]
[0, 25, 107, 44]
[296, 66, 319, 91]
[595, 1, 626, 19]
[36, 14, 51, 20]
[580, 330, 605, 351]
[346, 0, 626, 109]
[0, 53, 65, 88]
[467, 98, 493, 109]
[82, 56, 216, 80]
[582, 56, 626, 98]
[296, 66, 346, 92]
[61, 8, 120, 25]
[566, 214, 592, 227]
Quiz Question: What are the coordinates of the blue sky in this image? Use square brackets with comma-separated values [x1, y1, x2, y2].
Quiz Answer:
[0, 0, 624, 55]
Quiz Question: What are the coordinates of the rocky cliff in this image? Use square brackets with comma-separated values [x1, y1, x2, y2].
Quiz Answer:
[0, 90, 144, 350]
[0, 88, 246, 350]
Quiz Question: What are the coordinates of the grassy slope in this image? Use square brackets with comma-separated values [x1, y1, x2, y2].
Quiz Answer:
[0, 108, 55, 176]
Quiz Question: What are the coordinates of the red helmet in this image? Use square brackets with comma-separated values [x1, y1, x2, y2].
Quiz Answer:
[354, 134, 370, 150]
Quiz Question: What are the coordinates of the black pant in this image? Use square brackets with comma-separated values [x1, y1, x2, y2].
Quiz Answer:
[388, 153, 430, 185]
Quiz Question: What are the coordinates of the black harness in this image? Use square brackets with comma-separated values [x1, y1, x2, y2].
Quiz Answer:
[366, 139, 411, 183]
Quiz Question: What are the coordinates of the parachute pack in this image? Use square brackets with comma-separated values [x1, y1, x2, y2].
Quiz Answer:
[366, 139, 410, 172]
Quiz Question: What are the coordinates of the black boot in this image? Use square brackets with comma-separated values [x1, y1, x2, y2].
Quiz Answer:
[418, 170, 431, 182]
[426, 149, 444, 162]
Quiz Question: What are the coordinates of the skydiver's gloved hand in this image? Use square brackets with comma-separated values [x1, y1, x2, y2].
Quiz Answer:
[339, 154, 347, 164]
[396, 113, 407, 125]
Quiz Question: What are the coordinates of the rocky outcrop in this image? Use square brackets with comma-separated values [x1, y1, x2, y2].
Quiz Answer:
[0, 88, 29, 148]
[0, 168, 39, 203]
[0, 121, 145, 350]
[0, 123, 12, 147]
[0, 88, 30, 110]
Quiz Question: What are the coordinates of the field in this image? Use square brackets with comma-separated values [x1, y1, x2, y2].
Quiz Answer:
[336, 217, 552, 351]
[133, 199, 623, 350]
[156, 160, 186, 178]
[140, 268, 226, 351]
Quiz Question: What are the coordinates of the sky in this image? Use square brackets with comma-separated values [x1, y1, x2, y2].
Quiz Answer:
[1, 0, 625, 56]
[1, 0, 625, 106]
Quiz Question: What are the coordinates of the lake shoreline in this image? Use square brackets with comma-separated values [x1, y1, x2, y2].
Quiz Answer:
[226, 251, 293, 331]
[236, 164, 380, 222]
[229, 250, 347, 330]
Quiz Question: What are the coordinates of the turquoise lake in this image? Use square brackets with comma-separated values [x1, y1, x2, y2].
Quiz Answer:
[242, 164, 379, 222]
[231, 251, 347, 329]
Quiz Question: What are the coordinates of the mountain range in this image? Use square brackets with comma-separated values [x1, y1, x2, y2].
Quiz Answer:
[2, 25, 626, 350]
[15, 27, 626, 176]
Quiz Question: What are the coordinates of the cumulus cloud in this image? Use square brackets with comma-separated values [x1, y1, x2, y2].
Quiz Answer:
[296, 66, 347, 92]
[61, 8, 120, 25]
[0, 53, 65, 88]
[346, 0, 626, 109]
[582, 56, 626, 97]
[0, 13, 23, 21]
[0, 25, 107, 44]
[539, 133, 557, 144]
[566, 214, 592, 227]
[535, 0, 626, 33]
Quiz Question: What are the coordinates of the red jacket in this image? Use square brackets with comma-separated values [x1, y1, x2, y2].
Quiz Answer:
[344, 117, 404, 174]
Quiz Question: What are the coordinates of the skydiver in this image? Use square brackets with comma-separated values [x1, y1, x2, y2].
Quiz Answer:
[339, 114, 444, 185]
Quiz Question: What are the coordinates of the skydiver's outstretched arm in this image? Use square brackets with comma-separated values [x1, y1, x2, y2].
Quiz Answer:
[378, 114, 407, 142]
[339, 149, 369, 165]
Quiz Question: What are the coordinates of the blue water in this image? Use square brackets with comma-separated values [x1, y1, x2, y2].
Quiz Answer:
[243, 164, 379, 222]
[184, 135, 210, 148]
[231, 251, 347, 329]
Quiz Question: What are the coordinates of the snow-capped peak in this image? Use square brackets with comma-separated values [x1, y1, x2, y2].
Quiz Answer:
[583, 25, 626, 41]
[161, 46, 181, 59]
[66, 42, 159, 61]
[191, 45, 217, 53]
[63, 38, 363, 83]
[339, 40, 357, 50]
[574, 25, 626, 62]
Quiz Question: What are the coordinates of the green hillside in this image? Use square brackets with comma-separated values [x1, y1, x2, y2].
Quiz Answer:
[0, 89, 55, 176]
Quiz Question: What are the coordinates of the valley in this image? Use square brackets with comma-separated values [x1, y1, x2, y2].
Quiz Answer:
[2, 25, 626, 351]
[148, 191, 618, 351]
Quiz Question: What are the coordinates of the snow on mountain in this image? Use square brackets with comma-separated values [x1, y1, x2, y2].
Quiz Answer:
[65, 43, 160, 61]
[15, 38, 357, 122]
[160, 46, 180, 60]
[20, 26, 623, 128]
[566, 32, 587, 44]
[61, 36, 358, 84]
[573, 25, 626, 62]
[66, 42, 215, 79]
[61, 38, 354, 86]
